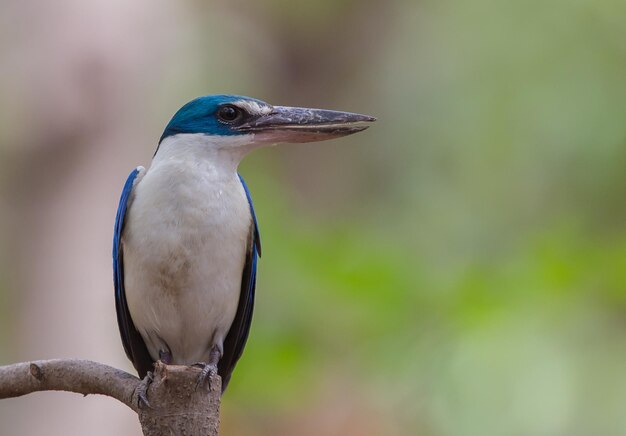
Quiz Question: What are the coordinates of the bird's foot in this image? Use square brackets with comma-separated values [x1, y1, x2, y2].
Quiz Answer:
[136, 371, 154, 409]
[192, 362, 218, 391]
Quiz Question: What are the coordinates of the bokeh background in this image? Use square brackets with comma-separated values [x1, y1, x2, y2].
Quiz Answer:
[1, 0, 625, 435]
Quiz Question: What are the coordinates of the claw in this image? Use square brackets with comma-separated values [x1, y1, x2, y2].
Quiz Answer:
[136, 371, 154, 409]
[192, 345, 221, 391]
[192, 362, 218, 391]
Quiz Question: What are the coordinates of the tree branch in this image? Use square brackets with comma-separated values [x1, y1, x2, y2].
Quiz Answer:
[0, 359, 221, 435]
[0, 359, 140, 411]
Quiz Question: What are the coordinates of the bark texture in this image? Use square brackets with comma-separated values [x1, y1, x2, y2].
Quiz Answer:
[0, 359, 221, 436]
[138, 362, 221, 436]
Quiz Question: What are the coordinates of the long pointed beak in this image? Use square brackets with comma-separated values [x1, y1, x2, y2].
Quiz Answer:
[236, 106, 376, 143]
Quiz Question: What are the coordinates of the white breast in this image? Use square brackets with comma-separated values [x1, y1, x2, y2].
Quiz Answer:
[122, 135, 253, 364]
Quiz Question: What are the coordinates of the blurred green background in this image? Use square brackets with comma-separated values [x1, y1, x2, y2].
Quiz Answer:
[1, 0, 625, 435]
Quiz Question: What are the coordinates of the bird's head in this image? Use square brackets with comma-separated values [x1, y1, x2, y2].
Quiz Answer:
[158, 95, 375, 156]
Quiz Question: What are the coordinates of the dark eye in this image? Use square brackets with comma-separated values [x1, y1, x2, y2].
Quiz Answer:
[217, 105, 242, 123]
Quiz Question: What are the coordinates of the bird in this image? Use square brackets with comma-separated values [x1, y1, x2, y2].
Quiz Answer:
[113, 94, 374, 395]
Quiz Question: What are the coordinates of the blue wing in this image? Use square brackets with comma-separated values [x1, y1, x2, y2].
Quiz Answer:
[218, 174, 261, 392]
[113, 167, 153, 378]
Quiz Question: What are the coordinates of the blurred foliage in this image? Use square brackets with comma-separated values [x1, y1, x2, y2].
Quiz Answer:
[1, 0, 625, 434]
[224, 0, 626, 434]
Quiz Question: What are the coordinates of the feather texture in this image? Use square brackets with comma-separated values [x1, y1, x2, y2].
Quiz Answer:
[113, 163, 260, 392]
[113, 166, 153, 377]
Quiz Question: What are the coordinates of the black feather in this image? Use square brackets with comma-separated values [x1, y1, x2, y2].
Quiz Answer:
[113, 168, 153, 378]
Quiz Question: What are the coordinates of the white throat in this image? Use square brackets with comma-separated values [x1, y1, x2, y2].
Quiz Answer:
[153, 133, 256, 174]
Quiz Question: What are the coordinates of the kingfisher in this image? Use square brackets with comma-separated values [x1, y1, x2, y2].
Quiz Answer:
[113, 95, 374, 395]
